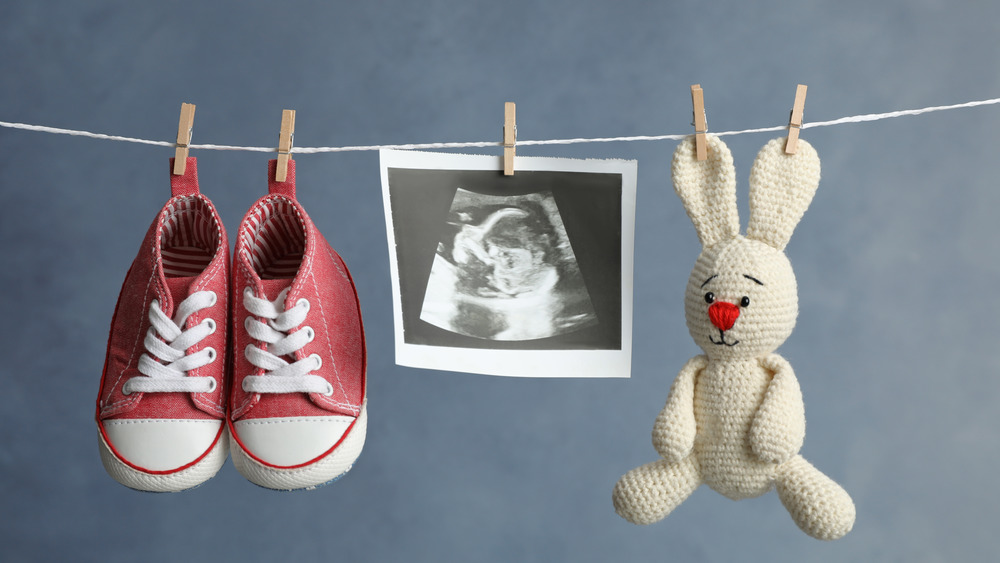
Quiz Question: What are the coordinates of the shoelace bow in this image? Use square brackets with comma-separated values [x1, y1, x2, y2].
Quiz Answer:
[242, 287, 333, 396]
[125, 290, 218, 394]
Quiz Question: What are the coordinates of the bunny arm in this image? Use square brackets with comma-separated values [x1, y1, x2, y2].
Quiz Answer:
[652, 355, 708, 462]
[748, 354, 806, 464]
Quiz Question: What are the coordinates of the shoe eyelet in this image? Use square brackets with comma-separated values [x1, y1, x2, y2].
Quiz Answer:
[244, 344, 255, 360]
[304, 326, 315, 343]
[121, 382, 132, 395]
[310, 353, 323, 370]
[203, 318, 217, 334]
[243, 287, 255, 299]
[206, 291, 218, 307]
[323, 382, 334, 396]
[204, 347, 217, 362]
[297, 298, 310, 312]
[241, 379, 250, 392]
[204, 378, 217, 393]
[244, 317, 254, 332]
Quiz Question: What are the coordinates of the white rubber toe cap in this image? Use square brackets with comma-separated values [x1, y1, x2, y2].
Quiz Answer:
[102, 419, 223, 472]
[233, 416, 355, 467]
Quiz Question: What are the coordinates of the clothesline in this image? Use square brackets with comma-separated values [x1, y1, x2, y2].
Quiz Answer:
[2, 97, 999, 154]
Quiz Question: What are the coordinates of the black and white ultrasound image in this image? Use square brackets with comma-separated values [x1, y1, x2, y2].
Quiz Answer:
[420, 189, 597, 341]
[386, 165, 623, 352]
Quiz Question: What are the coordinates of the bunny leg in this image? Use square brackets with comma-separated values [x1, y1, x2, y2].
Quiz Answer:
[612, 456, 701, 525]
[775, 455, 855, 540]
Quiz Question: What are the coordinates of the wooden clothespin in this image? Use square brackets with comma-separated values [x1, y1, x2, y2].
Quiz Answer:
[785, 84, 808, 154]
[276, 109, 296, 182]
[690, 85, 708, 161]
[503, 102, 516, 176]
[173, 103, 196, 175]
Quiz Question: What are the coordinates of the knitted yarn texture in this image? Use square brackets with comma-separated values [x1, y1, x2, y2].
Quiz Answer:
[612, 135, 855, 541]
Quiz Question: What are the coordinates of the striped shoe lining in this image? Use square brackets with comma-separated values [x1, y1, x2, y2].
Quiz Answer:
[160, 197, 220, 278]
[240, 199, 305, 280]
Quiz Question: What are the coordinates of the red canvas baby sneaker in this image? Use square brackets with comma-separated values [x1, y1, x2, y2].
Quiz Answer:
[96, 158, 230, 492]
[229, 160, 366, 490]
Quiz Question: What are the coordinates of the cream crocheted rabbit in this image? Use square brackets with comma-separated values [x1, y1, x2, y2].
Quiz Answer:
[612, 134, 855, 540]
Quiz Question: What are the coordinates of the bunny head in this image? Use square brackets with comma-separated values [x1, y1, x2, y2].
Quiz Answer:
[672, 135, 820, 361]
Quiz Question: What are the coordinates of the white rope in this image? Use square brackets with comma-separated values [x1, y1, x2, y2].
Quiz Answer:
[3, 97, 999, 154]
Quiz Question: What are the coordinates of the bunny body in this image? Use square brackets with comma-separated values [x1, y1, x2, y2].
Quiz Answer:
[613, 136, 855, 540]
[693, 356, 780, 499]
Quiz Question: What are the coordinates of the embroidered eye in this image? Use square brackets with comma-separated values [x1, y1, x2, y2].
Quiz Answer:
[704, 292, 715, 304]
[740, 296, 751, 307]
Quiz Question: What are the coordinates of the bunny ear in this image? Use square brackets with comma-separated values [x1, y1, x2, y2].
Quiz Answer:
[671, 134, 739, 248]
[746, 137, 821, 251]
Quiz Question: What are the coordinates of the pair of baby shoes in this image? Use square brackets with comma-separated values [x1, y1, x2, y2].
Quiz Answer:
[95, 157, 367, 492]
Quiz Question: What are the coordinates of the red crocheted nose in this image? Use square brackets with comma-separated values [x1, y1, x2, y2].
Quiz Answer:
[708, 301, 740, 331]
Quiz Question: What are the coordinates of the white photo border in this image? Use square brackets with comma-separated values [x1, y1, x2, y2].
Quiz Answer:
[379, 149, 636, 378]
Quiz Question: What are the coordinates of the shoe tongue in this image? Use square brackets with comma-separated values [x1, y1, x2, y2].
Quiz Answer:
[260, 277, 294, 305]
[163, 275, 198, 316]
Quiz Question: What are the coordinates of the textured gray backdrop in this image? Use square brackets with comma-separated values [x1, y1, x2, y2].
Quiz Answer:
[1, 1, 998, 561]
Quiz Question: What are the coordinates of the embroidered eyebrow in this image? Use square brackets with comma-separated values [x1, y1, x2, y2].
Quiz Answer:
[700, 275, 718, 288]
[743, 274, 764, 286]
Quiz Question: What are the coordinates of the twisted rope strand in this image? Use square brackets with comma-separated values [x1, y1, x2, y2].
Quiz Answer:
[3, 96, 998, 154]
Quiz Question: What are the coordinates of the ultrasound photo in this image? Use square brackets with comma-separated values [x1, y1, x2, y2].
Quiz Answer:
[380, 149, 636, 378]
[420, 189, 597, 341]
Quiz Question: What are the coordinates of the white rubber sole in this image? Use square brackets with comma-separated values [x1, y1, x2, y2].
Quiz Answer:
[97, 425, 229, 493]
[231, 403, 367, 491]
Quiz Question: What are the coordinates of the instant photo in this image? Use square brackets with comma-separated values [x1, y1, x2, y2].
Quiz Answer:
[380, 150, 636, 377]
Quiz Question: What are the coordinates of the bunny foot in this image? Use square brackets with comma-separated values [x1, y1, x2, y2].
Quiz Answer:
[775, 455, 855, 540]
[612, 456, 701, 525]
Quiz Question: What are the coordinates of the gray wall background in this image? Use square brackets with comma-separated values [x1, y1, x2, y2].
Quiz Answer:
[2, 1, 998, 561]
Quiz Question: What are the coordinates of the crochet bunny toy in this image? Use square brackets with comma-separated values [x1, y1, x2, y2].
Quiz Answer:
[612, 134, 855, 540]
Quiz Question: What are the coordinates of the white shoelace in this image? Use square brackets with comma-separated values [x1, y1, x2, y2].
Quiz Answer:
[124, 290, 218, 394]
[242, 287, 333, 396]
